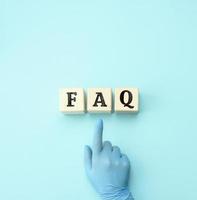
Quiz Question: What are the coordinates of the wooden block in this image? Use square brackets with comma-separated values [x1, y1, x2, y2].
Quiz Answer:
[59, 88, 85, 114]
[114, 88, 139, 113]
[87, 88, 112, 113]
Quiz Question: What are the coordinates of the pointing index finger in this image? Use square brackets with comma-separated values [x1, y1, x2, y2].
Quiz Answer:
[93, 119, 103, 153]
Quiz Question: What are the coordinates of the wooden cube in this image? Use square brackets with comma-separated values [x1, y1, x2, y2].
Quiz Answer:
[59, 88, 85, 114]
[114, 88, 139, 113]
[87, 88, 112, 113]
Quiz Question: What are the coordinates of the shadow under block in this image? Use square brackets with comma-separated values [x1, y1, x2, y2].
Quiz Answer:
[59, 88, 85, 114]
[87, 88, 112, 113]
[114, 88, 139, 113]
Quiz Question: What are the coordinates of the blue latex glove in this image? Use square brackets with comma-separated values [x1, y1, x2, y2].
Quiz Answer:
[84, 119, 134, 200]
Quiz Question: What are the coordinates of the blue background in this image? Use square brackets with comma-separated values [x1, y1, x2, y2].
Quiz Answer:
[0, 1, 197, 199]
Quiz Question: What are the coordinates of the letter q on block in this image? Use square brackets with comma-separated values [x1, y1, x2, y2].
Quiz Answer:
[59, 88, 85, 114]
[114, 88, 139, 113]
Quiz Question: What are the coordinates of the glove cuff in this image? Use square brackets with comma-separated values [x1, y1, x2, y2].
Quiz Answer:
[99, 185, 134, 200]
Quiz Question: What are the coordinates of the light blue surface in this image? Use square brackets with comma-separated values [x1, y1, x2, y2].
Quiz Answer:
[0, 1, 197, 199]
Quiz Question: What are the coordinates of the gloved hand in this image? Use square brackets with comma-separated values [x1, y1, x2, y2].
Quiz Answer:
[84, 119, 134, 200]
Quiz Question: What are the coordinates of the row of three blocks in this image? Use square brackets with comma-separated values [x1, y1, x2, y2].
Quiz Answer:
[59, 88, 139, 114]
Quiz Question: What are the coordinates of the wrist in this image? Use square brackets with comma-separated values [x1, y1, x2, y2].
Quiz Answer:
[99, 185, 134, 200]
[125, 192, 134, 200]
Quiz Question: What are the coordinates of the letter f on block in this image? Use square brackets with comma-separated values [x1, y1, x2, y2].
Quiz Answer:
[59, 88, 85, 114]
[67, 92, 77, 107]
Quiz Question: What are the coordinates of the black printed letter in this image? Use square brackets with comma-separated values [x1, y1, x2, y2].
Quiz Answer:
[120, 90, 134, 109]
[67, 92, 77, 107]
[93, 92, 107, 107]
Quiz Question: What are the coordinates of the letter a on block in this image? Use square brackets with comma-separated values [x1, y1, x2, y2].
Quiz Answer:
[115, 88, 139, 113]
[87, 88, 112, 113]
[59, 88, 85, 114]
